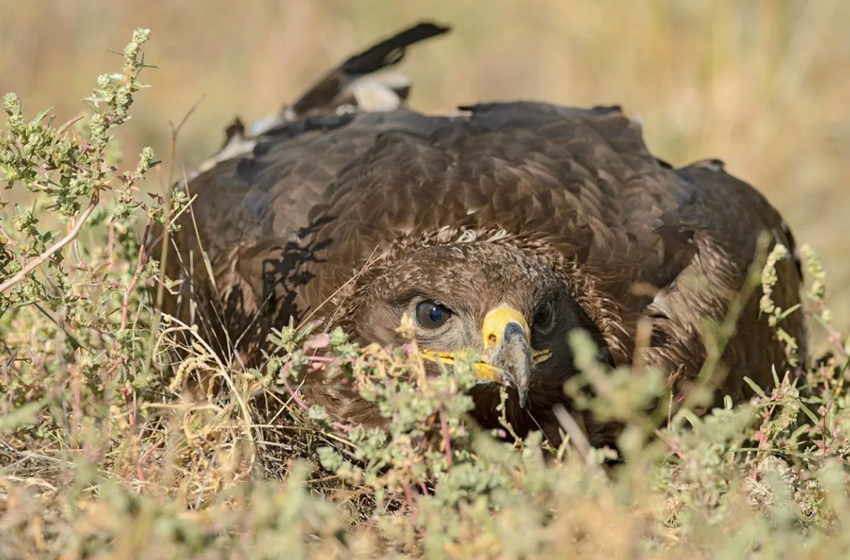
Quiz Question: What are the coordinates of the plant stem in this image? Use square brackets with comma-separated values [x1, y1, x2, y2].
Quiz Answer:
[120, 215, 153, 331]
[0, 191, 99, 295]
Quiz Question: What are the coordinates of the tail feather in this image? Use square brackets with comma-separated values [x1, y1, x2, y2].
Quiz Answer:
[196, 22, 450, 174]
[287, 22, 450, 118]
[339, 22, 450, 76]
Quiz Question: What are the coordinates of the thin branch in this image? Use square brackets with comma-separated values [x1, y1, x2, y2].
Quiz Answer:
[552, 404, 593, 466]
[439, 407, 454, 468]
[0, 223, 19, 249]
[0, 192, 99, 295]
[120, 215, 154, 331]
[157, 96, 204, 310]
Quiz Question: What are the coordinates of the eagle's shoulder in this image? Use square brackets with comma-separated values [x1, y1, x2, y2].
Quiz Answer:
[184, 102, 705, 294]
[178, 100, 797, 338]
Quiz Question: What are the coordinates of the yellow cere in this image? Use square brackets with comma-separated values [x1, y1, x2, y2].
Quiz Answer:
[481, 305, 530, 348]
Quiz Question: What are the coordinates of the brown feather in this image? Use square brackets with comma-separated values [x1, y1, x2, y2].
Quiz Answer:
[164, 25, 805, 448]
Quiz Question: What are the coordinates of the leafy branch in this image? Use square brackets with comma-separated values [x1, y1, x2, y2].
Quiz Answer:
[0, 28, 156, 304]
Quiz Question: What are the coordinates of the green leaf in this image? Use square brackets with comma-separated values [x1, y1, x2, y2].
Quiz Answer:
[29, 107, 53, 126]
[777, 303, 803, 322]
[743, 376, 768, 399]
[798, 403, 820, 425]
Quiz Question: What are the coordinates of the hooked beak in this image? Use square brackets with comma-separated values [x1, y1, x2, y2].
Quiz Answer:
[417, 306, 552, 409]
[482, 306, 533, 408]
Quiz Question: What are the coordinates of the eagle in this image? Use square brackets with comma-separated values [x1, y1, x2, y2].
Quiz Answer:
[165, 22, 806, 446]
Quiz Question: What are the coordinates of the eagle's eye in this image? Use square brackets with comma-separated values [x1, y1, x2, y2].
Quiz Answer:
[415, 301, 452, 329]
[533, 300, 555, 333]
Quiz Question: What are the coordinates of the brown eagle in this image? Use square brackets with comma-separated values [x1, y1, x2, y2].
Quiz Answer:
[166, 22, 805, 445]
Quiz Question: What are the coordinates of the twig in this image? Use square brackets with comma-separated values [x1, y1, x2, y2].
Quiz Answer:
[0, 192, 100, 295]
[0, 223, 19, 248]
[140, 98, 203, 381]
[120, 215, 154, 330]
[136, 439, 163, 486]
[654, 429, 688, 462]
[281, 375, 310, 411]
[552, 404, 593, 466]
[439, 407, 454, 467]
[153, 96, 204, 312]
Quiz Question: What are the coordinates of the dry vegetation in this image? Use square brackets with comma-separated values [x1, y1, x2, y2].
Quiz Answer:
[2, 4, 850, 559]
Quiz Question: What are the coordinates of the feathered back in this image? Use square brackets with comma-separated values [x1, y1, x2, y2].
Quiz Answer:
[165, 23, 805, 415]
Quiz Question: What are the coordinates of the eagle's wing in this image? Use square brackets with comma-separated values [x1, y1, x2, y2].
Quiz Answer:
[656, 160, 805, 401]
[170, 101, 803, 400]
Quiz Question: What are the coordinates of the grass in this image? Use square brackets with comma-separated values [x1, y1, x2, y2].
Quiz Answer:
[2, 19, 850, 560]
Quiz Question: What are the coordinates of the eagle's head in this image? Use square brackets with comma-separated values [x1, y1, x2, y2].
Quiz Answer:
[337, 239, 609, 429]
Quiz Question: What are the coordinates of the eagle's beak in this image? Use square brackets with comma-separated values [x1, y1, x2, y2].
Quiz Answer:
[482, 306, 533, 408]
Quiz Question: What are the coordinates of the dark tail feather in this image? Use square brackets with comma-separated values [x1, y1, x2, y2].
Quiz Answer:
[288, 22, 450, 117]
[340, 22, 450, 75]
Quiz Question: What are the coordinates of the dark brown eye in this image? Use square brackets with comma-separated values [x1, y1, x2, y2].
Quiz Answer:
[415, 301, 452, 329]
[533, 301, 555, 332]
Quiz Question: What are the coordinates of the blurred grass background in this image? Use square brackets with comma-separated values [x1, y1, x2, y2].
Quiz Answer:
[1, 0, 848, 336]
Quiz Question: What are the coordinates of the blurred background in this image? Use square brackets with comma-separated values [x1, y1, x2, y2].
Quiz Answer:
[1, 0, 848, 340]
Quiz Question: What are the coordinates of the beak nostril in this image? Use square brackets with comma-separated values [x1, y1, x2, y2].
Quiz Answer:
[482, 306, 530, 349]
[478, 306, 535, 408]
